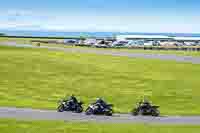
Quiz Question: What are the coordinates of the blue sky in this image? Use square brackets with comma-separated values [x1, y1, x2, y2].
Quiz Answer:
[0, 0, 200, 33]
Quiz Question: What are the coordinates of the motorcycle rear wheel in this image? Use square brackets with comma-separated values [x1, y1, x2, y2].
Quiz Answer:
[85, 107, 93, 115]
[75, 106, 83, 113]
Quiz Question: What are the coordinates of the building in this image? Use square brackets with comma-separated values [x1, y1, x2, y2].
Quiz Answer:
[173, 37, 200, 42]
[173, 37, 200, 45]
[116, 35, 173, 41]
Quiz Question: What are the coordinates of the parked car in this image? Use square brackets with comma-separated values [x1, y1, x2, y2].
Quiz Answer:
[125, 40, 144, 47]
[111, 40, 128, 47]
[94, 40, 111, 48]
[64, 39, 79, 45]
[84, 39, 97, 46]
[143, 41, 154, 46]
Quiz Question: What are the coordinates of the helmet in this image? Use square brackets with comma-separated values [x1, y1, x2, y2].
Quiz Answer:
[96, 98, 101, 101]
[96, 98, 103, 102]
[143, 98, 150, 104]
[71, 94, 75, 97]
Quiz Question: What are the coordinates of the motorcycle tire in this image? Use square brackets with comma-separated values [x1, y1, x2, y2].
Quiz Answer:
[85, 107, 93, 115]
[138, 109, 144, 116]
[104, 109, 113, 116]
[105, 111, 112, 116]
[132, 109, 139, 116]
[75, 106, 83, 113]
[152, 109, 160, 117]
[57, 104, 65, 112]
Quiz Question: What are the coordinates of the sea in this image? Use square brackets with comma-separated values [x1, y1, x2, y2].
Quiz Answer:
[1, 29, 200, 38]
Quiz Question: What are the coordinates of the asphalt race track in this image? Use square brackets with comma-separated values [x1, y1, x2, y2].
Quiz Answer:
[1, 107, 200, 124]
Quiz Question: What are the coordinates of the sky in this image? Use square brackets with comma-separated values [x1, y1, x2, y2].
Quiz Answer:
[0, 0, 200, 33]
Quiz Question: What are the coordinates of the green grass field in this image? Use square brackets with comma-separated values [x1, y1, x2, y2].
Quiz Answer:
[0, 45, 200, 115]
[0, 37, 63, 44]
[0, 37, 31, 44]
[0, 119, 200, 133]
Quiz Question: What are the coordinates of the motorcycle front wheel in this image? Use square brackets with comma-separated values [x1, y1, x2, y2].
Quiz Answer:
[132, 108, 139, 116]
[57, 104, 65, 112]
[152, 109, 160, 117]
[104, 109, 113, 116]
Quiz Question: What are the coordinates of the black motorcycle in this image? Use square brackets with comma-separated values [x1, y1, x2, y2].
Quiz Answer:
[132, 102, 160, 116]
[85, 103, 113, 116]
[57, 99, 83, 113]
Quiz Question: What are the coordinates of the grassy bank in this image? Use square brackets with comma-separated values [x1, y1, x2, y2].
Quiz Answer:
[0, 119, 200, 133]
[0, 45, 200, 115]
[0, 37, 63, 44]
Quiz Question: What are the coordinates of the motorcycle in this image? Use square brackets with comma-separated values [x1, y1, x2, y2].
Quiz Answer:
[57, 99, 83, 113]
[85, 103, 113, 116]
[132, 102, 160, 116]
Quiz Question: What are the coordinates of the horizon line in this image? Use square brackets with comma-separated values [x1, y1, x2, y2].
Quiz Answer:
[1, 29, 200, 35]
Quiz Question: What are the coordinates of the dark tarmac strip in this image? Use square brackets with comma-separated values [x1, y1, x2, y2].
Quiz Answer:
[1, 43, 200, 64]
[1, 107, 200, 124]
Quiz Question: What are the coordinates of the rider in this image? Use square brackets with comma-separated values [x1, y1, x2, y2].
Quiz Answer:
[95, 98, 108, 110]
[141, 99, 151, 109]
[67, 94, 78, 108]
[69, 94, 78, 103]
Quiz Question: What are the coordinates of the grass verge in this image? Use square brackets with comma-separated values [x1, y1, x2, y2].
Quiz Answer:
[0, 119, 200, 133]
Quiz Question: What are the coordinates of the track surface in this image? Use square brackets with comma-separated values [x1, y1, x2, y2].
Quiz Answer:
[1, 42, 200, 64]
[1, 107, 200, 124]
